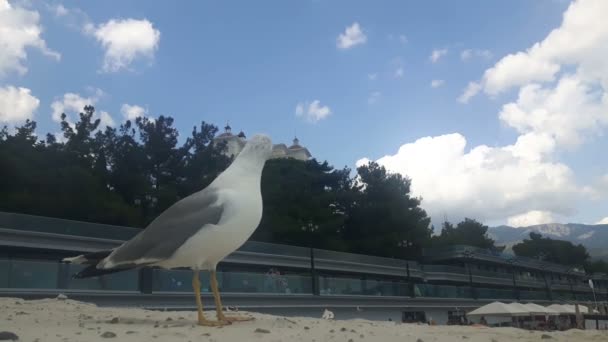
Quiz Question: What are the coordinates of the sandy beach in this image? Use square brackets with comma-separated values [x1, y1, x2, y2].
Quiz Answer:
[0, 297, 606, 342]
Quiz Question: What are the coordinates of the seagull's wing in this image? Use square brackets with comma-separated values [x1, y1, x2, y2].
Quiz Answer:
[101, 186, 224, 268]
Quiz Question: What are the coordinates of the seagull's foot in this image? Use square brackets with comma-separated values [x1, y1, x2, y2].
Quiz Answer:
[197, 318, 232, 327]
[221, 314, 255, 323]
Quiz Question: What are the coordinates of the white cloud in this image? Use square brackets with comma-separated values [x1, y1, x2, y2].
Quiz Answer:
[99, 110, 115, 128]
[498, 75, 608, 147]
[457, 81, 481, 103]
[362, 0, 608, 226]
[464, 0, 608, 99]
[51, 92, 97, 123]
[120, 103, 147, 121]
[596, 217, 608, 224]
[367, 91, 381, 105]
[50, 89, 111, 128]
[429, 48, 448, 63]
[358, 133, 582, 224]
[394, 67, 404, 78]
[0, 86, 40, 123]
[368, 73, 377, 81]
[89, 18, 160, 72]
[399, 34, 408, 44]
[0, 0, 60, 77]
[431, 79, 445, 88]
[54, 4, 68, 16]
[460, 49, 493, 61]
[337, 22, 367, 49]
[507, 210, 555, 227]
[295, 100, 332, 123]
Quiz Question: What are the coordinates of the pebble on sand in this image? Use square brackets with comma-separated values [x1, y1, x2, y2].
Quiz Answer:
[0, 332, 19, 341]
[100, 331, 117, 338]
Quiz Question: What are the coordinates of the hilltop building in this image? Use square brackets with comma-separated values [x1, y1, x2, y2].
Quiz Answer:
[213, 124, 312, 161]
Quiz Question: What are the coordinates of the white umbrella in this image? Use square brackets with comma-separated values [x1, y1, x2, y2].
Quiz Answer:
[524, 303, 560, 316]
[467, 301, 530, 317]
[547, 304, 574, 314]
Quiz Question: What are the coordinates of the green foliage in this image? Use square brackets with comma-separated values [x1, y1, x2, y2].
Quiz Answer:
[585, 259, 608, 274]
[512, 232, 590, 266]
[432, 218, 496, 249]
[0, 106, 437, 260]
[256, 158, 353, 252]
[0, 107, 228, 227]
[343, 162, 432, 259]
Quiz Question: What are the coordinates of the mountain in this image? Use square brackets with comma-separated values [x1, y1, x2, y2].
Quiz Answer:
[489, 223, 608, 260]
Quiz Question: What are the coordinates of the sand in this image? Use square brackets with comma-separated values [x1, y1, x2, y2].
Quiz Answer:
[1, 296, 606, 342]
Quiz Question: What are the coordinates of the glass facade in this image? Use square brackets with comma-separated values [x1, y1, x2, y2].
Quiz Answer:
[8, 260, 58, 289]
[415, 284, 472, 298]
[476, 287, 516, 300]
[519, 290, 550, 301]
[0, 257, 593, 303]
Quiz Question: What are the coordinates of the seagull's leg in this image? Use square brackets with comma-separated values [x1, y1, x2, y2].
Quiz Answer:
[210, 270, 254, 322]
[192, 270, 229, 327]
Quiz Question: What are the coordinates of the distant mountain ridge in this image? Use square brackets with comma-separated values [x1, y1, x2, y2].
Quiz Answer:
[489, 223, 608, 260]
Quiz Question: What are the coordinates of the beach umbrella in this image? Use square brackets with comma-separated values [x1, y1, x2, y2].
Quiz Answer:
[467, 301, 530, 317]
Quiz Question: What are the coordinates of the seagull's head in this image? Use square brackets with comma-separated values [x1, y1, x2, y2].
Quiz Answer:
[240, 134, 273, 161]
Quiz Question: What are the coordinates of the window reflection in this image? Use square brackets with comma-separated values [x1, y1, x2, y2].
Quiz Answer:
[9, 259, 58, 289]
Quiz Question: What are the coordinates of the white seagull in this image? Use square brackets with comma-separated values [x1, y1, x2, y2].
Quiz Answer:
[64, 134, 273, 326]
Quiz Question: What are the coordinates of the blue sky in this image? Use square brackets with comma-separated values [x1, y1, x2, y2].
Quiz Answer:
[1, 0, 607, 227]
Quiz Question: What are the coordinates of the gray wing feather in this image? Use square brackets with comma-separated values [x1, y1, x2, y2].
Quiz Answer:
[106, 187, 223, 266]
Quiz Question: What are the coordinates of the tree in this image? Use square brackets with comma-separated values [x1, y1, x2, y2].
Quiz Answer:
[177, 121, 231, 199]
[343, 162, 432, 259]
[585, 259, 608, 275]
[512, 232, 590, 267]
[255, 158, 352, 251]
[0, 117, 141, 226]
[432, 218, 496, 249]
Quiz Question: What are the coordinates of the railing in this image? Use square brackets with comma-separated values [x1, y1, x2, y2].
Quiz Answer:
[1, 211, 602, 303]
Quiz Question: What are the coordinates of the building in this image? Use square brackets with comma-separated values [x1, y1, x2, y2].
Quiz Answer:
[1, 211, 606, 325]
[213, 124, 312, 161]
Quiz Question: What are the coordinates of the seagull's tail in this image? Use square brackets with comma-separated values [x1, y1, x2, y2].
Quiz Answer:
[63, 249, 136, 279]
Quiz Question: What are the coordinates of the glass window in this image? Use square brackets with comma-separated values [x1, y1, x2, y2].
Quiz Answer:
[9, 259, 58, 289]
[319, 275, 363, 295]
[67, 264, 138, 291]
[0, 259, 9, 288]
[222, 270, 312, 294]
[153, 268, 212, 292]
[415, 283, 472, 298]
[476, 287, 516, 299]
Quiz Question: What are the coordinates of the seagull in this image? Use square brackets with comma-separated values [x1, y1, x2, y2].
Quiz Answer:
[64, 134, 273, 326]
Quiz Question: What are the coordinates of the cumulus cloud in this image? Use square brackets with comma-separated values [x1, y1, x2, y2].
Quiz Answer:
[120, 103, 147, 121]
[357, 133, 582, 224]
[368, 73, 377, 81]
[367, 91, 381, 104]
[460, 49, 492, 61]
[0, 0, 60, 77]
[295, 100, 332, 123]
[337, 22, 367, 49]
[0, 86, 40, 123]
[88, 18, 160, 72]
[363, 0, 608, 226]
[595, 217, 608, 225]
[429, 48, 448, 63]
[507, 210, 555, 227]
[499, 75, 608, 147]
[431, 79, 445, 88]
[458, 81, 482, 103]
[53, 4, 68, 16]
[462, 0, 608, 98]
[50, 89, 113, 128]
[99, 110, 115, 127]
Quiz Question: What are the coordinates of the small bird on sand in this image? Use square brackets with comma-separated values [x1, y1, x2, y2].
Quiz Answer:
[64, 134, 273, 326]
